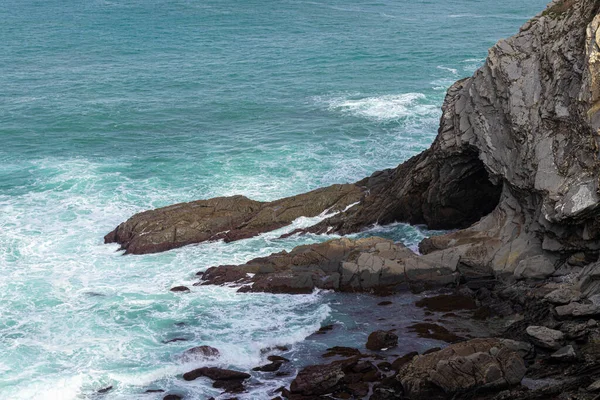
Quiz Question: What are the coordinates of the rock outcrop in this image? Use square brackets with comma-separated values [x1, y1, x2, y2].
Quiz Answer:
[105, 0, 600, 290]
[104, 184, 363, 254]
[399, 338, 527, 399]
[310, 0, 600, 281]
[197, 237, 459, 294]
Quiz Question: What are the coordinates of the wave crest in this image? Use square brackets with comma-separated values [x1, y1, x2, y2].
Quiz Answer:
[324, 93, 437, 122]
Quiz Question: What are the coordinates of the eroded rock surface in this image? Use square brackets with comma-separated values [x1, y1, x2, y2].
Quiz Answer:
[197, 237, 459, 294]
[104, 184, 363, 254]
[399, 338, 527, 399]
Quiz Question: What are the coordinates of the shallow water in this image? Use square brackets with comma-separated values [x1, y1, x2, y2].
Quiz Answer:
[1, 0, 548, 398]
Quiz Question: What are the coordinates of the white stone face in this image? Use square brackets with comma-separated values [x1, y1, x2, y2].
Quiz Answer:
[569, 185, 596, 214]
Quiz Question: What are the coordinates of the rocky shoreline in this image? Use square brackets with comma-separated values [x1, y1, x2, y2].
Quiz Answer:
[105, 0, 600, 398]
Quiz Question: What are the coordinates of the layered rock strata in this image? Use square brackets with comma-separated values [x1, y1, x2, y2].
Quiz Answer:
[197, 237, 459, 294]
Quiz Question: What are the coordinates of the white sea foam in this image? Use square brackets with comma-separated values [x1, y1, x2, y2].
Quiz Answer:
[437, 65, 458, 75]
[323, 93, 437, 122]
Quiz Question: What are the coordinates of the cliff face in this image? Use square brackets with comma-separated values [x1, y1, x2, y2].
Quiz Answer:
[106, 0, 600, 282]
[308, 0, 600, 278]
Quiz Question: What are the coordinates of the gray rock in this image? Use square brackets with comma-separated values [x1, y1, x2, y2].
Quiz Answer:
[555, 302, 600, 318]
[544, 287, 581, 305]
[399, 338, 526, 399]
[550, 345, 576, 360]
[588, 379, 600, 392]
[579, 261, 600, 298]
[525, 326, 564, 350]
[514, 256, 556, 280]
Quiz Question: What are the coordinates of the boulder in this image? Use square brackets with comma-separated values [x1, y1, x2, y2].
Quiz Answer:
[544, 287, 581, 305]
[365, 330, 398, 351]
[170, 286, 190, 293]
[525, 326, 564, 350]
[399, 338, 526, 399]
[555, 302, 600, 318]
[289, 360, 347, 396]
[550, 345, 576, 360]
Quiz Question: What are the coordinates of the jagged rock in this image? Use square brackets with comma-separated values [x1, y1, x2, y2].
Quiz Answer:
[580, 261, 600, 298]
[178, 345, 220, 361]
[105, 184, 364, 254]
[182, 367, 250, 382]
[308, 0, 600, 281]
[365, 330, 398, 351]
[544, 287, 581, 305]
[289, 360, 348, 396]
[551, 345, 576, 360]
[199, 237, 458, 294]
[103, 0, 600, 294]
[525, 326, 564, 350]
[555, 302, 600, 318]
[399, 338, 526, 399]
[588, 379, 600, 392]
[253, 361, 283, 372]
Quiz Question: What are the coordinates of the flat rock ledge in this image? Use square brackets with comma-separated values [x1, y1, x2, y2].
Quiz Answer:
[196, 237, 460, 294]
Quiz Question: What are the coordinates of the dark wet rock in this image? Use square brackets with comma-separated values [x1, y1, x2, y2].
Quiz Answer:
[162, 337, 188, 344]
[399, 338, 526, 399]
[422, 347, 442, 355]
[377, 301, 393, 306]
[170, 286, 190, 293]
[415, 293, 477, 312]
[580, 261, 600, 298]
[472, 306, 492, 320]
[322, 347, 362, 358]
[589, 379, 600, 392]
[289, 360, 347, 396]
[407, 323, 463, 343]
[97, 386, 113, 394]
[391, 352, 418, 371]
[268, 355, 289, 363]
[105, 185, 364, 254]
[144, 389, 165, 393]
[315, 325, 334, 334]
[182, 367, 250, 382]
[200, 237, 459, 294]
[163, 395, 182, 400]
[253, 361, 283, 372]
[526, 326, 564, 350]
[366, 330, 398, 351]
[178, 345, 220, 361]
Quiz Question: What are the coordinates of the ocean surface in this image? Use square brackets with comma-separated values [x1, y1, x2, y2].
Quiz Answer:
[1, 0, 548, 398]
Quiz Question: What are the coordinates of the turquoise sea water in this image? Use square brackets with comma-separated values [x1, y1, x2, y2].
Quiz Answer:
[1, 0, 547, 398]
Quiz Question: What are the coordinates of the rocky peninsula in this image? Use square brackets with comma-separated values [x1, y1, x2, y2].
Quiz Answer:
[106, 0, 600, 398]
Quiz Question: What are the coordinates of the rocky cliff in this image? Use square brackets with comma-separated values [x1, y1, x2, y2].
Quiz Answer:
[107, 0, 600, 285]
